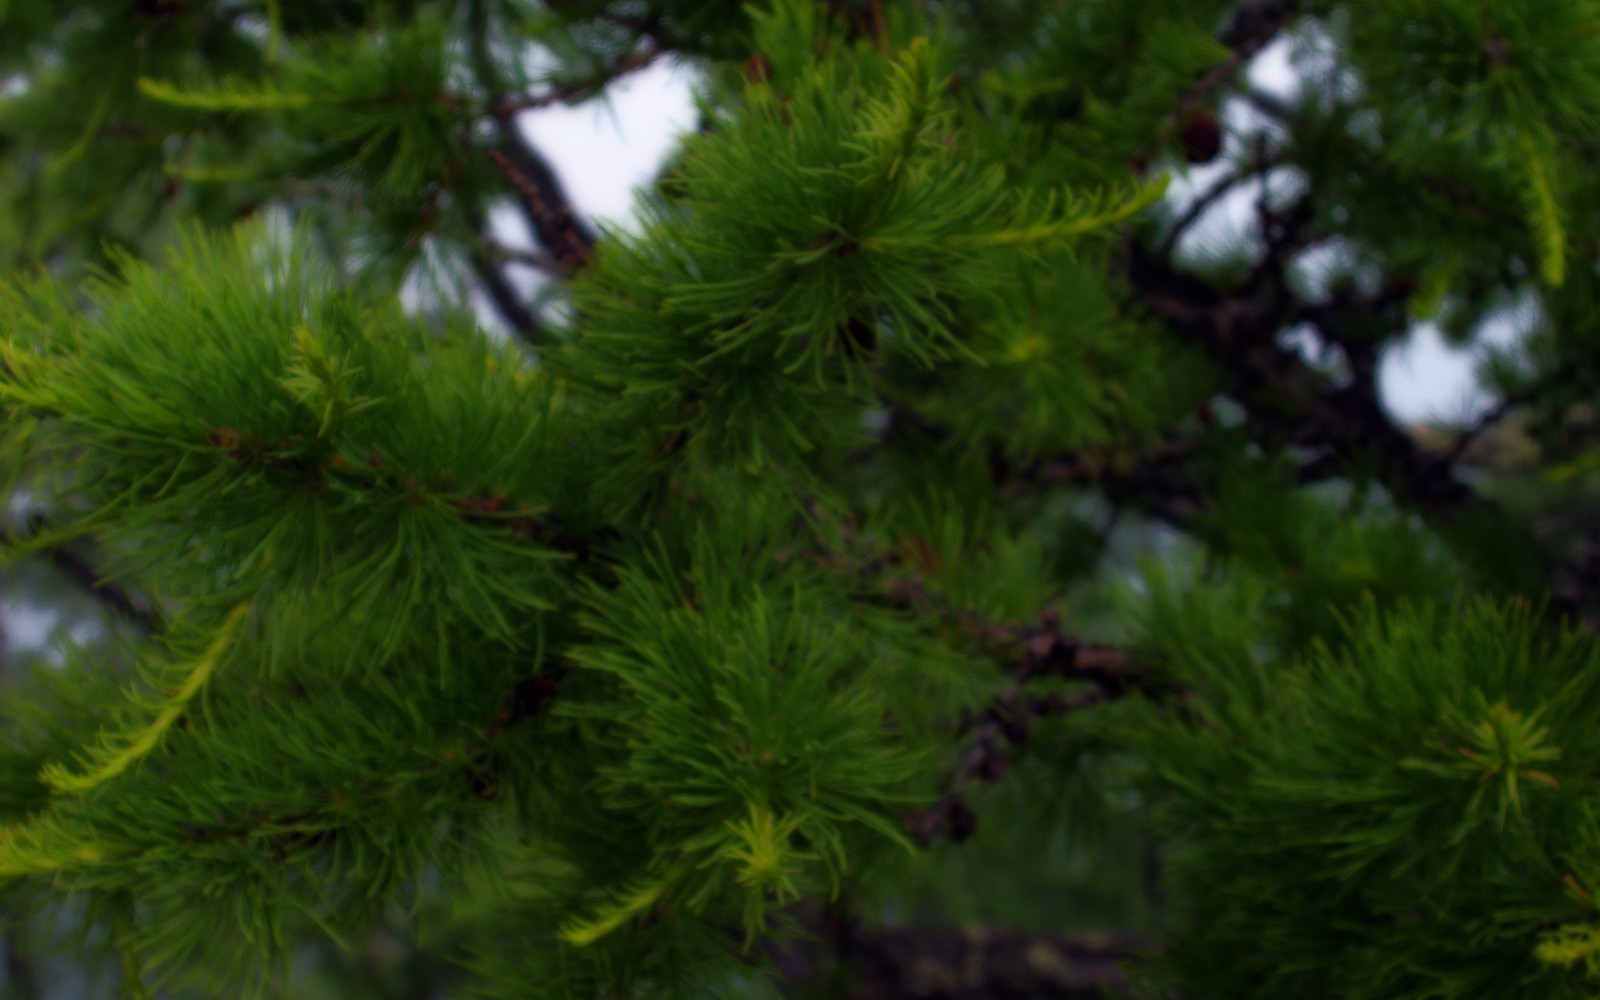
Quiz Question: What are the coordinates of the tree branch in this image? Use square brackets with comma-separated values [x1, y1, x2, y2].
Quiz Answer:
[891, 594, 1161, 845]
[486, 137, 597, 275]
[467, 0, 598, 290]
[1126, 243, 1481, 516]
[9, 521, 161, 635]
[1176, 1, 1299, 116]
[490, 39, 669, 115]
[467, 250, 544, 343]
[45, 545, 159, 634]
[774, 914, 1146, 999]
[1159, 166, 1250, 257]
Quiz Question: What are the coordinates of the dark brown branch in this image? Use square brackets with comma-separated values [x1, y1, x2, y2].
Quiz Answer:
[899, 598, 1158, 846]
[468, 250, 543, 343]
[1243, 86, 1301, 126]
[1440, 378, 1547, 467]
[774, 914, 1146, 999]
[467, 0, 597, 285]
[9, 521, 161, 634]
[1159, 167, 1249, 257]
[1174, 1, 1299, 121]
[462, 199, 547, 342]
[44, 544, 159, 634]
[1129, 188, 1600, 623]
[476, 235, 563, 275]
[1215, 1, 1300, 66]
[782, 508, 1167, 845]
[490, 40, 669, 115]
[196, 431, 606, 563]
[1126, 244, 1481, 516]
[1015, 437, 1210, 529]
[486, 139, 597, 275]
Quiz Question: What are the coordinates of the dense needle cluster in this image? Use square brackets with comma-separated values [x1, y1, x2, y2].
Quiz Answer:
[0, 1, 1598, 998]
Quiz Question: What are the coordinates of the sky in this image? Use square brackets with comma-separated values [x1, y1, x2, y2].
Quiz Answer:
[518, 45, 1507, 429]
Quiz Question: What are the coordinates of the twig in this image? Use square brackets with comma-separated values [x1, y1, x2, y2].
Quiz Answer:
[1158, 166, 1249, 257]
[1126, 239, 1482, 516]
[490, 40, 669, 116]
[10, 520, 161, 634]
[900, 600, 1157, 845]
[46, 545, 159, 634]
[1442, 381, 1542, 466]
[476, 236, 563, 275]
[777, 915, 1146, 999]
[1145, 0, 1297, 170]
[468, 251, 543, 343]
[1243, 86, 1300, 125]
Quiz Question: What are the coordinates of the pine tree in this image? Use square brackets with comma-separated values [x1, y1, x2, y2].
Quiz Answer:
[1, 0, 1599, 996]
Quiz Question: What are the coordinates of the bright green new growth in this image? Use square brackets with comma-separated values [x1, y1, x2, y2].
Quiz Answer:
[1, 0, 1600, 996]
[40, 603, 251, 796]
[0, 4, 1156, 988]
[1122, 596, 1600, 998]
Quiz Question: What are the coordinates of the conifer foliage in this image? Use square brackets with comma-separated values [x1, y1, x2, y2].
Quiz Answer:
[0, 0, 1599, 996]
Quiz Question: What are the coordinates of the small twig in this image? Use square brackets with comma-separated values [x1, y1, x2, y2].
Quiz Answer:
[1184, 2, 1296, 108]
[491, 40, 669, 116]
[404, 159, 461, 251]
[1442, 384, 1540, 466]
[47, 547, 159, 633]
[12, 520, 161, 634]
[1243, 86, 1300, 126]
[468, 251, 544, 343]
[773, 911, 1146, 999]
[476, 235, 563, 275]
[1158, 167, 1250, 257]
[866, 0, 889, 48]
[465, 0, 595, 314]
[904, 603, 1157, 845]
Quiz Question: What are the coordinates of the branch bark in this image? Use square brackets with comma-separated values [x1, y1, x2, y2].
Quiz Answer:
[773, 913, 1146, 999]
[485, 137, 598, 274]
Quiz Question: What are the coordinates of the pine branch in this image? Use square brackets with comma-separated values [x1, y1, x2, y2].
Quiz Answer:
[475, 235, 563, 276]
[1439, 378, 1549, 467]
[1129, 197, 1600, 627]
[1016, 437, 1209, 529]
[845, 924, 1142, 999]
[462, 201, 548, 342]
[194, 427, 602, 563]
[784, 506, 1165, 845]
[1242, 86, 1300, 126]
